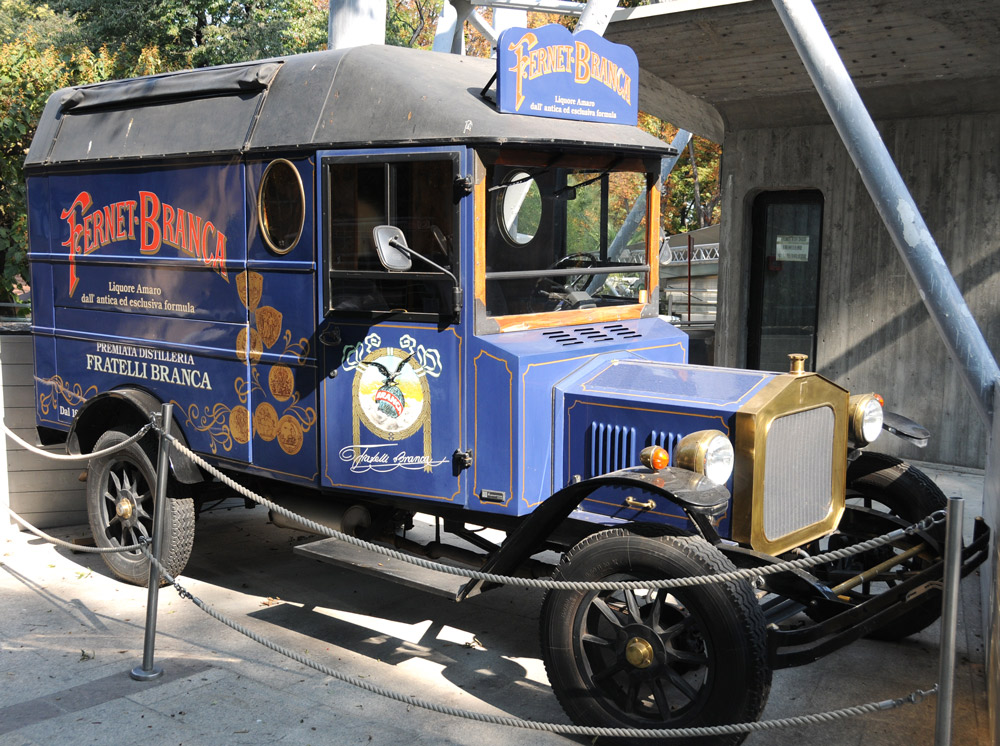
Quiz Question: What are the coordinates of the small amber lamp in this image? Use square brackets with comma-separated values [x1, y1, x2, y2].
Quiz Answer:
[639, 445, 670, 471]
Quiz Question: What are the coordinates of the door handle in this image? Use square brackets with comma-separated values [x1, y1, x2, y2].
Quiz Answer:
[319, 326, 341, 346]
[624, 496, 655, 510]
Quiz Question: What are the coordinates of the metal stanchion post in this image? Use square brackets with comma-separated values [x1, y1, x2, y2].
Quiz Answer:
[130, 403, 173, 681]
[934, 495, 964, 746]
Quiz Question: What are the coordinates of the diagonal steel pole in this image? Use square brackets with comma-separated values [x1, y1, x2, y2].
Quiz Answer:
[772, 0, 999, 428]
[585, 129, 692, 297]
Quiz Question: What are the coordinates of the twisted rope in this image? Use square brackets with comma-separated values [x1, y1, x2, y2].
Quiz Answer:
[1, 420, 152, 462]
[167, 433, 945, 592]
[144, 547, 936, 738]
[2, 421, 156, 554]
[5, 504, 145, 553]
[0, 416, 942, 736]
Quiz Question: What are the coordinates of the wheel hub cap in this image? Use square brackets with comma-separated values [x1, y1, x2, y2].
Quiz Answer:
[625, 637, 655, 669]
[116, 497, 134, 521]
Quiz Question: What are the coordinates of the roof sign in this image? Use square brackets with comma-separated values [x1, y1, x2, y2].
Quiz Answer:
[496, 24, 639, 126]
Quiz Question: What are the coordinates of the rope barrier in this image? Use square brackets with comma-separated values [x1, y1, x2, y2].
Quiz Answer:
[142, 546, 938, 739]
[4, 503, 144, 553]
[0, 420, 152, 462]
[165, 432, 946, 593]
[2, 419, 155, 554]
[0, 418, 947, 738]
[0, 412, 945, 592]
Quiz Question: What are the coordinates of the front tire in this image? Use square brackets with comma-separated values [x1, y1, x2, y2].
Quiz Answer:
[540, 530, 771, 746]
[86, 429, 195, 586]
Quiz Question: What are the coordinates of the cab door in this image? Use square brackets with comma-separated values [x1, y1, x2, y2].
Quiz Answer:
[318, 147, 469, 507]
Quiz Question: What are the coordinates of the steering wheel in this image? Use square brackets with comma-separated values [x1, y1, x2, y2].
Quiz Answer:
[530, 253, 599, 311]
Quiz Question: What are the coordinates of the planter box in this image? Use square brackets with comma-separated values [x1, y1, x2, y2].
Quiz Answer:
[1, 332, 88, 530]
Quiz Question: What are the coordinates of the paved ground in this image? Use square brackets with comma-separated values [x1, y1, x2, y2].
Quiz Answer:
[0, 461, 991, 746]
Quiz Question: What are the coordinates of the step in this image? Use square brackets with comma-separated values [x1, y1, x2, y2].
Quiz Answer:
[293, 538, 468, 600]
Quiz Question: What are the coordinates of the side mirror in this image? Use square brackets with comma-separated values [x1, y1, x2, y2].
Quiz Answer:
[371, 224, 464, 315]
[373, 225, 412, 272]
[658, 235, 673, 265]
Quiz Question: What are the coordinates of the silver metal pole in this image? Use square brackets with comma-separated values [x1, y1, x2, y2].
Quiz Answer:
[771, 0, 999, 429]
[935, 495, 965, 746]
[576, 0, 619, 35]
[130, 403, 172, 681]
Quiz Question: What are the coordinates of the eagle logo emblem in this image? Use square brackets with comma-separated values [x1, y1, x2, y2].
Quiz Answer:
[351, 348, 433, 471]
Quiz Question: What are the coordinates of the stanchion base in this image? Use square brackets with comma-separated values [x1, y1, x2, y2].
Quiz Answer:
[130, 665, 164, 681]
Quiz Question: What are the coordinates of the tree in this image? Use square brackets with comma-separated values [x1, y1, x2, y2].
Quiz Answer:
[1, 0, 328, 306]
[50, 0, 328, 71]
[386, 0, 440, 49]
[638, 113, 722, 236]
[0, 0, 69, 47]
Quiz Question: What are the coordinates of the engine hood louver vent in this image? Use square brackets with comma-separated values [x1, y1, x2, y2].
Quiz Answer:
[588, 424, 684, 478]
[543, 324, 643, 347]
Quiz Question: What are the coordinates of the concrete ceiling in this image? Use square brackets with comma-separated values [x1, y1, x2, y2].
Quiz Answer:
[605, 0, 1000, 141]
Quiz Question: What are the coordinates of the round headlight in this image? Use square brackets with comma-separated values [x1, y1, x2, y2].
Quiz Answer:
[674, 430, 735, 485]
[849, 394, 883, 446]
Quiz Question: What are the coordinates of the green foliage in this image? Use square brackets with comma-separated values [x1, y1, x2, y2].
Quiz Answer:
[1, 0, 329, 305]
[639, 112, 722, 237]
[0, 35, 68, 306]
[0, 0, 70, 46]
[50, 0, 328, 71]
[386, 1, 440, 49]
[189, 0, 328, 68]
[0, 18, 164, 305]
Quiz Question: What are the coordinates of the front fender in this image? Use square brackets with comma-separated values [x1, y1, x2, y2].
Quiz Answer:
[880, 410, 930, 448]
[457, 466, 729, 600]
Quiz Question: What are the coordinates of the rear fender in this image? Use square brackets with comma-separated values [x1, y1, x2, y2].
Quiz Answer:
[68, 387, 204, 484]
[457, 466, 729, 600]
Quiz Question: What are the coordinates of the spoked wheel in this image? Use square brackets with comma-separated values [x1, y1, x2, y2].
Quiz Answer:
[86, 429, 195, 586]
[541, 530, 771, 746]
[807, 452, 947, 641]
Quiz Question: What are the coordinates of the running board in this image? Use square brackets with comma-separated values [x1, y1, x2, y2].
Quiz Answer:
[293, 538, 468, 600]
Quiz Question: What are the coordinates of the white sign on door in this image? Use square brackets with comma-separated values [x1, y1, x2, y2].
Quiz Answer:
[775, 234, 810, 262]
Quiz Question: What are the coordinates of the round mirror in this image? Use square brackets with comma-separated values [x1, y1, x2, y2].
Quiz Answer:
[498, 171, 541, 245]
[258, 159, 305, 254]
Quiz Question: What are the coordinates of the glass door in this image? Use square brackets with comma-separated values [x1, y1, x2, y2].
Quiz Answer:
[747, 190, 824, 372]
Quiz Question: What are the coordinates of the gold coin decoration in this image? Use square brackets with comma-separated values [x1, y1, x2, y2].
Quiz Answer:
[268, 364, 294, 401]
[277, 414, 304, 455]
[236, 328, 263, 363]
[254, 401, 278, 442]
[256, 306, 283, 348]
[236, 271, 264, 311]
[230, 405, 250, 444]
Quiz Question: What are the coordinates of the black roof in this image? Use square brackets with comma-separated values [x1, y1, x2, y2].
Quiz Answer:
[26, 45, 673, 168]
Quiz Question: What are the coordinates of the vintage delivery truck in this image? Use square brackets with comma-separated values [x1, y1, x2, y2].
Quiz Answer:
[25, 28, 988, 744]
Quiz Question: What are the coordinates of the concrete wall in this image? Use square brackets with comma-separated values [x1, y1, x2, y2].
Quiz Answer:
[0, 334, 88, 529]
[716, 111, 1000, 468]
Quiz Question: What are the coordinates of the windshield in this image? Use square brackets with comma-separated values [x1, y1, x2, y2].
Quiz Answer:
[482, 152, 656, 319]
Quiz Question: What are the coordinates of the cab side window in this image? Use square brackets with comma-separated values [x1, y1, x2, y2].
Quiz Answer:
[326, 157, 456, 318]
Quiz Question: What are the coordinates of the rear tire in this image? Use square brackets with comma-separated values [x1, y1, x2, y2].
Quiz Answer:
[86, 429, 195, 586]
[540, 530, 771, 746]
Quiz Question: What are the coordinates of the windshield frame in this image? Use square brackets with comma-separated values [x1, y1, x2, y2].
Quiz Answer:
[472, 149, 661, 334]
